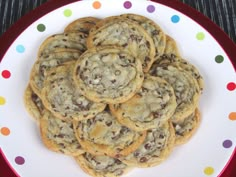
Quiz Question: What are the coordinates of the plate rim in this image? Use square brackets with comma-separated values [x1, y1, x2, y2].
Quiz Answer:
[0, 0, 235, 177]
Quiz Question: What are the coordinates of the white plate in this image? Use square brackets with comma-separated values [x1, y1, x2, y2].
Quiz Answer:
[0, 0, 236, 177]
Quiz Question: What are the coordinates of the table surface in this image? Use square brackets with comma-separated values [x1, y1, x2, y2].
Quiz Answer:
[0, 0, 235, 177]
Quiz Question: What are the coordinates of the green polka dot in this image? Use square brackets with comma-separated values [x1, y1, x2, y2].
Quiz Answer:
[196, 32, 205, 40]
[37, 24, 46, 32]
[64, 9, 72, 17]
[215, 55, 224, 63]
[204, 166, 214, 175]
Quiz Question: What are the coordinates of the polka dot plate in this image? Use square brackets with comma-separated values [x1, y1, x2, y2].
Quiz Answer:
[0, 0, 236, 177]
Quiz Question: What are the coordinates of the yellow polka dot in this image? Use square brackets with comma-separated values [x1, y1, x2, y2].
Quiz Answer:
[204, 167, 214, 175]
[0, 96, 6, 105]
[93, 1, 101, 9]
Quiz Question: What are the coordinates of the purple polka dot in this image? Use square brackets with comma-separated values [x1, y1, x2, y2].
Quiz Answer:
[124, 1, 132, 9]
[15, 156, 25, 165]
[147, 5, 155, 13]
[223, 140, 233, 148]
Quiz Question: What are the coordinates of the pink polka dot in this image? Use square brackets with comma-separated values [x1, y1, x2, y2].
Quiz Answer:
[15, 156, 25, 165]
[124, 1, 132, 9]
[1, 70, 11, 79]
[227, 82, 236, 91]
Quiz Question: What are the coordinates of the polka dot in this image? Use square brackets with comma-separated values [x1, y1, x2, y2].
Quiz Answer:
[16, 45, 25, 53]
[37, 24, 46, 32]
[124, 1, 132, 9]
[93, 1, 101, 9]
[63, 9, 72, 17]
[196, 32, 205, 40]
[204, 167, 214, 175]
[15, 156, 25, 165]
[1, 70, 11, 79]
[226, 82, 236, 91]
[0, 127, 10, 136]
[0, 96, 6, 105]
[215, 55, 224, 63]
[147, 5, 155, 13]
[223, 140, 233, 148]
[229, 112, 236, 120]
[171, 15, 180, 23]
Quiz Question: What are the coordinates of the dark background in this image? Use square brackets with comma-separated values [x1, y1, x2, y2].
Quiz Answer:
[0, 0, 236, 43]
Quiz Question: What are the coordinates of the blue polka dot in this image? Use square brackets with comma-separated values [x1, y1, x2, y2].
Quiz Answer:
[171, 15, 180, 23]
[16, 45, 25, 53]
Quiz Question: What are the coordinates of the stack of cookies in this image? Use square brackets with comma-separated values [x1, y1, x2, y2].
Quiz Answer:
[24, 14, 203, 177]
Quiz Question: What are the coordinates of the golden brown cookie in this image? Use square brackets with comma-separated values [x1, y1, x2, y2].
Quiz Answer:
[121, 121, 175, 167]
[41, 62, 106, 121]
[24, 84, 44, 123]
[173, 108, 201, 145]
[151, 36, 204, 93]
[38, 32, 87, 57]
[73, 46, 144, 104]
[40, 111, 84, 156]
[110, 75, 177, 131]
[121, 13, 166, 60]
[87, 16, 155, 72]
[75, 152, 132, 177]
[64, 17, 100, 34]
[150, 65, 200, 122]
[30, 50, 82, 97]
[73, 110, 146, 158]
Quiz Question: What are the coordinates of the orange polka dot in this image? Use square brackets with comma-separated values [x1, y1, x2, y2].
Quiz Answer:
[1, 127, 10, 136]
[93, 1, 101, 9]
[229, 112, 236, 120]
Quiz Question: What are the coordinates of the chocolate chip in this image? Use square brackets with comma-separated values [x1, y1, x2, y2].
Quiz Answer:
[144, 56, 151, 62]
[111, 79, 116, 83]
[142, 87, 148, 93]
[115, 70, 121, 76]
[139, 157, 148, 163]
[105, 121, 112, 127]
[153, 112, 161, 118]
[115, 153, 122, 158]
[152, 30, 159, 35]
[116, 170, 124, 176]
[115, 159, 122, 165]
[134, 151, 140, 157]
[130, 34, 136, 40]
[144, 143, 152, 150]
[31, 93, 38, 101]
[58, 134, 65, 138]
[122, 43, 128, 47]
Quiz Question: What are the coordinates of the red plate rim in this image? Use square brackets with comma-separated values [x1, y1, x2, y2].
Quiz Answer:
[0, 0, 235, 177]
